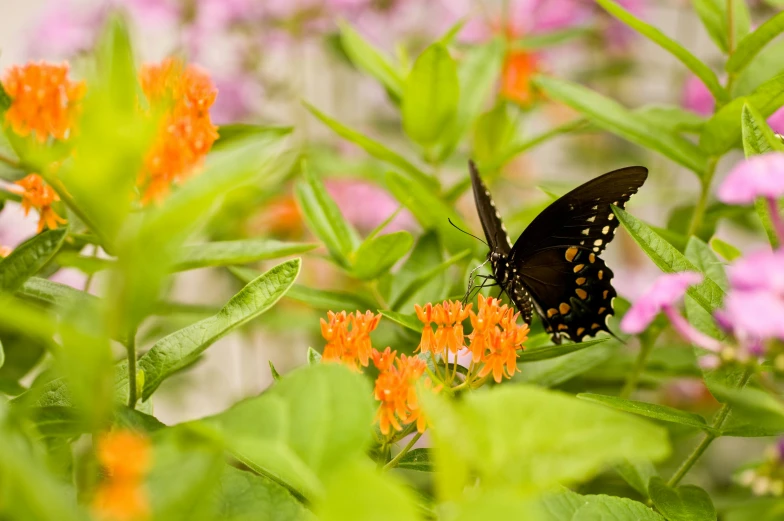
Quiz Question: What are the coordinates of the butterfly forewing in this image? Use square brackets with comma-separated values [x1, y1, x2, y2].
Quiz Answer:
[469, 160, 512, 253]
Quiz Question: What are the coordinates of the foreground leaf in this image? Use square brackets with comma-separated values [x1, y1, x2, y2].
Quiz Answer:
[540, 487, 665, 521]
[139, 258, 300, 399]
[0, 228, 67, 292]
[213, 466, 309, 521]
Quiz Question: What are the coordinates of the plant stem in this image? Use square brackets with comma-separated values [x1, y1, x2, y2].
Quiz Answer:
[0, 153, 20, 168]
[667, 367, 753, 487]
[767, 196, 784, 244]
[127, 327, 138, 409]
[383, 432, 423, 471]
[727, 0, 735, 56]
[621, 335, 655, 399]
[687, 157, 718, 237]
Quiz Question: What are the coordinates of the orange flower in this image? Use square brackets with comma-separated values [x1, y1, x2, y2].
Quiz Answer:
[477, 318, 529, 383]
[414, 300, 471, 357]
[373, 353, 429, 435]
[93, 430, 151, 521]
[138, 57, 219, 202]
[1, 61, 85, 142]
[371, 346, 397, 372]
[320, 310, 381, 371]
[500, 50, 539, 107]
[468, 295, 514, 362]
[15, 173, 66, 232]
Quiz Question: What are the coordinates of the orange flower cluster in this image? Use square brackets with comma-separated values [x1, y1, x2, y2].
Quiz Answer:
[15, 173, 66, 232]
[138, 58, 219, 202]
[372, 349, 432, 435]
[1, 61, 85, 142]
[414, 301, 472, 356]
[320, 310, 381, 371]
[93, 430, 151, 521]
[500, 50, 540, 107]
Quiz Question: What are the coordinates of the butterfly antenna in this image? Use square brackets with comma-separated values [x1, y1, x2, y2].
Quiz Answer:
[447, 218, 487, 246]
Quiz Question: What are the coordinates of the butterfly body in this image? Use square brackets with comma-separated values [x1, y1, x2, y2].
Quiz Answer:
[468, 161, 648, 344]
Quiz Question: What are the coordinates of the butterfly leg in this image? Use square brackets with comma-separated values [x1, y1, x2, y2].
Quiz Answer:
[463, 259, 491, 303]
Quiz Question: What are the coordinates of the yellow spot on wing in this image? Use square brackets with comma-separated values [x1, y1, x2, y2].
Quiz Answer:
[559, 303, 571, 314]
[565, 246, 578, 262]
[573, 264, 584, 273]
[576, 277, 586, 285]
[576, 288, 588, 299]
[547, 308, 558, 318]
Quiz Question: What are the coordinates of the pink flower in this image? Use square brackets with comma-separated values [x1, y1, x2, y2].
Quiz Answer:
[728, 248, 784, 294]
[718, 153, 784, 205]
[620, 272, 703, 334]
[210, 75, 262, 124]
[118, 0, 180, 26]
[682, 75, 714, 116]
[767, 106, 784, 134]
[28, 1, 104, 59]
[325, 180, 416, 233]
[722, 289, 784, 341]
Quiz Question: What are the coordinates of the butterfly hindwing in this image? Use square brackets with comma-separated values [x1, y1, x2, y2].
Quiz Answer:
[469, 160, 512, 253]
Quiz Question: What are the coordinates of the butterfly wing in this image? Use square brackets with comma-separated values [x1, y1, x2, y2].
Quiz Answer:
[469, 160, 512, 253]
[511, 167, 648, 342]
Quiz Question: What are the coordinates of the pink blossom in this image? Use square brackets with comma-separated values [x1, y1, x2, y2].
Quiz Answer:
[210, 75, 262, 124]
[722, 289, 784, 341]
[728, 248, 784, 294]
[28, 1, 104, 59]
[767, 107, 784, 134]
[325, 179, 416, 233]
[718, 153, 784, 205]
[620, 272, 703, 334]
[117, 0, 180, 25]
[682, 76, 714, 116]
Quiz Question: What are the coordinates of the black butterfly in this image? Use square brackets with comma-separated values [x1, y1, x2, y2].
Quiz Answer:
[467, 161, 648, 344]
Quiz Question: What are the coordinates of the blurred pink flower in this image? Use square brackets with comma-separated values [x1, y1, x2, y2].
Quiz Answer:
[722, 289, 784, 342]
[118, 0, 180, 25]
[767, 107, 784, 134]
[682, 76, 714, 116]
[604, 0, 645, 51]
[28, 1, 104, 59]
[728, 248, 784, 294]
[210, 74, 262, 124]
[620, 272, 703, 334]
[718, 153, 784, 205]
[325, 179, 416, 233]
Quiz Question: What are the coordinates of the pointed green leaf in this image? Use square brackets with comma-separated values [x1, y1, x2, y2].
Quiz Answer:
[389, 248, 471, 309]
[18, 277, 98, 308]
[402, 43, 459, 147]
[269, 361, 282, 381]
[518, 338, 607, 363]
[379, 309, 422, 333]
[518, 340, 617, 387]
[339, 21, 404, 98]
[728, 11, 784, 74]
[694, 0, 751, 54]
[648, 477, 716, 521]
[214, 124, 292, 150]
[304, 102, 434, 187]
[634, 105, 706, 134]
[540, 488, 665, 521]
[710, 237, 742, 261]
[741, 103, 784, 156]
[139, 258, 300, 399]
[396, 448, 433, 472]
[613, 207, 725, 314]
[307, 347, 322, 365]
[685, 236, 728, 291]
[597, 0, 727, 102]
[514, 26, 592, 50]
[351, 231, 413, 280]
[534, 76, 708, 175]
[577, 393, 712, 431]
[0, 228, 67, 292]
[615, 459, 658, 497]
[214, 466, 308, 521]
[295, 164, 358, 268]
[0, 82, 10, 112]
[174, 239, 317, 271]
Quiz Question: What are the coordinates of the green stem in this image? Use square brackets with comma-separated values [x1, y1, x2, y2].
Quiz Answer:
[687, 157, 718, 237]
[621, 335, 655, 399]
[383, 432, 423, 471]
[727, 0, 735, 56]
[667, 367, 753, 487]
[127, 327, 138, 409]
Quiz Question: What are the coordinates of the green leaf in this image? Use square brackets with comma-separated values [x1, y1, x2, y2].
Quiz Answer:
[0, 82, 10, 112]
[540, 488, 665, 521]
[701, 73, 784, 154]
[304, 102, 434, 187]
[389, 248, 471, 310]
[713, 384, 784, 437]
[514, 26, 592, 50]
[385, 171, 475, 254]
[484, 119, 588, 171]
[473, 103, 517, 165]
[518, 338, 607, 363]
[315, 459, 423, 521]
[214, 124, 293, 150]
[613, 207, 725, 314]
[533, 76, 708, 175]
[710, 237, 742, 261]
[648, 477, 716, 521]
[597, 0, 727, 102]
[577, 393, 712, 432]
[694, 0, 751, 54]
[396, 448, 433, 472]
[174, 239, 316, 271]
[438, 39, 505, 160]
[213, 466, 308, 521]
[307, 347, 322, 365]
[517, 340, 617, 387]
[615, 459, 658, 497]
[379, 309, 422, 333]
[727, 11, 784, 74]
[0, 228, 67, 292]
[741, 103, 784, 157]
[685, 236, 728, 291]
[208, 364, 374, 499]
[352, 231, 413, 280]
[295, 164, 358, 268]
[402, 43, 459, 147]
[269, 361, 282, 381]
[633, 105, 706, 133]
[425, 385, 670, 499]
[139, 258, 300, 399]
[18, 277, 99, 308]
[339, 21, 404, 99]
[385, 232, 448, 310]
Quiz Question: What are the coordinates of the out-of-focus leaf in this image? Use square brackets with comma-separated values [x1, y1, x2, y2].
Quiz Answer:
[424, 385, 670, 499]
[473, 103, 517, 166]
[138, 259, 300, 399]
[295, 164, 359, 268]
[484, 119, 587, 171]
[710, 237, 742, 261]
[307, 347, 322, 365]
[534, 76, 708, 175]
[514, 26, 592, 50]
[732, 39, 784, 96]
[208, 364, 374, 500]
[214, 124, 292, 150]
[304, 102, 434, 187]
[351, 231, 413, 280]
[379, 309, 422, 333]
[385, 171, 475, 254]
[518, 338, 607, 363]
[18, 277, 98, 308]
[648, 477, 716, 521]
[0, 81, 10, 112]
[385, 232, 448, 310]
[402, 43, 459, 147]
[389, 249, 471, 309]
[396, 448, 433, 472]
[701, 73, 784, 154]
[174, 239, 316, 271]
[214, 465, 308, 521]
[615, 459, 658, 498]
[694, 0, 751, 54]
[633, 105, 706, 133]
[339, 21, 404, 99]
[540, 488, 665, 521]
[614, 207, 725, 314]
[597, 0, 727, 102]
[517, 340, 617, 387]
[0, 228, 66, 292]
[727, 11, 784, 74]
[577, 393, 712, 431]
[315, 459, 423, 521]
[713, 384, 784, 437]
[438, 38, 504, 160]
